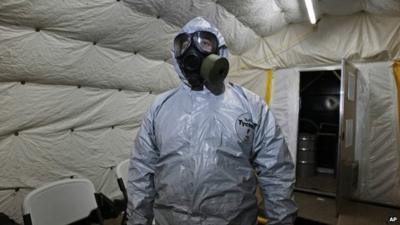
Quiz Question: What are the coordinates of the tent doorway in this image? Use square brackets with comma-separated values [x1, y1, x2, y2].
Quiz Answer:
[295, 69, 341, 196]
[295, 60, 359, 215]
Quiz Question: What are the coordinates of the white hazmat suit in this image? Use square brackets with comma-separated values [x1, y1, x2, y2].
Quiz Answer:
[127, 17, 297, 225]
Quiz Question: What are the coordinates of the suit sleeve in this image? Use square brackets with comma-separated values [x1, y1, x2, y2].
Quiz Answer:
[251, 101, 297, 225]
[127, 106, 158, 225]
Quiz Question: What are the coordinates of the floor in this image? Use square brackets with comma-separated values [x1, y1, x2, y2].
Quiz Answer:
[337, 200, 400, 225]
[104, 216, 122, 225]
[296, 191, 400, 225]
[295, 191, 337, 225]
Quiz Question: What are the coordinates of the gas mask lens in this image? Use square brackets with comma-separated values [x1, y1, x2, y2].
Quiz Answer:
[174, 33, 191, 57]
[194, 31, 218, 54]
[174, 31, 219, 57]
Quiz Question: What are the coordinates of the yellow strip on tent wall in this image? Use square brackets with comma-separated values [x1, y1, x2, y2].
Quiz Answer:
[265, 69, 273, 105]
[393, 60, 400, 128]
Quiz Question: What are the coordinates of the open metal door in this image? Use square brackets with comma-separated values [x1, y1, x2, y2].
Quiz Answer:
[336, 59, 359, 215]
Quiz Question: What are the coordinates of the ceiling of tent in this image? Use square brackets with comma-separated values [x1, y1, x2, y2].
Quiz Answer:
[0, 0, 399, 61]
[0, 0, 399, 104]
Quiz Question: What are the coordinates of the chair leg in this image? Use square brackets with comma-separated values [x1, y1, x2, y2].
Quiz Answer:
[120, 210, 127, 225]
[23, 214, 33, 225]
[96, 208, 104, 225]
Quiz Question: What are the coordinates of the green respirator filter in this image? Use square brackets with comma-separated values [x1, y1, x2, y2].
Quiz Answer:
[200, 54, 229, 85]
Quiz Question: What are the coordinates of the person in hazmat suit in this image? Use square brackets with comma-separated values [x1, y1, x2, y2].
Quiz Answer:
[127, 17, 297, 225]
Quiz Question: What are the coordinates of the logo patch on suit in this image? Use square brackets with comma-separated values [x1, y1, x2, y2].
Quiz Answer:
[235, 113, 256, 144]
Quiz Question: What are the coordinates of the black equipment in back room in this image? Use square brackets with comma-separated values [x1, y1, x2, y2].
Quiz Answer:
[299, 70, 341, 172]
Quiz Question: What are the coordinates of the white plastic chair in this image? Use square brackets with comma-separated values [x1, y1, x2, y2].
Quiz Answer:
[22, 178, 103, 225]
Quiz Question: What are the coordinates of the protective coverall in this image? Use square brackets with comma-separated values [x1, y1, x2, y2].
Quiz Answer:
[127, 17, 297, 225]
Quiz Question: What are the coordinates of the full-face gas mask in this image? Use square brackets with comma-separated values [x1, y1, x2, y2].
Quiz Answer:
[174, 31, 229, 95]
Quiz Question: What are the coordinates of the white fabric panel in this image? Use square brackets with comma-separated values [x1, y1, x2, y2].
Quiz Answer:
[366, 0, 400, 16]
[320, 0, 400, 16]
[227, 67, 266, 99]
[0, 189, 30, 224]
[276, 0, 308, 24]
[320, 0, 365, 15]
[0, 25, 180, 93]
[0, 0, 178, 61]
[259, 14, 400, 68]
[354, 62, 400, 206]
[232, 14, 400, 69]
[226, 55, 268, 98]
[0, 0, 260, 56]
[0, 82, 154, 221]
[1, 1, 399, 71]
[269, 68, 299, 162]
[218, 0, 287, 37]
[122, 0, 259, 54]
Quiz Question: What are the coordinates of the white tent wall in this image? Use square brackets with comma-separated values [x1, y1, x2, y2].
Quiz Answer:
[0, 0, 400, 222]
[355, 62, 400, 206]
[269, 68, 299, 162]
[270, 62, 400, 207]
[0, 83, 155, 221]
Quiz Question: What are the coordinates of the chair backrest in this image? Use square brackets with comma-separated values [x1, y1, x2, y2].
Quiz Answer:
[22, 178, 99, 225]
[116, 159, 130, 185]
